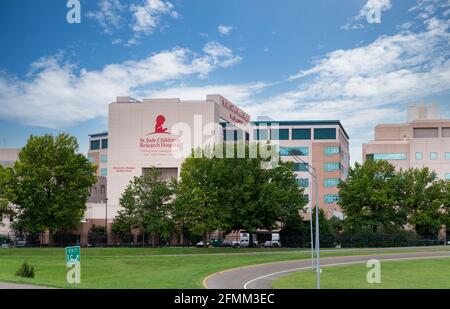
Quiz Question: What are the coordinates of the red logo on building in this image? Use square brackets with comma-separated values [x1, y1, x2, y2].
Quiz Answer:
[148, 115, 170, 135]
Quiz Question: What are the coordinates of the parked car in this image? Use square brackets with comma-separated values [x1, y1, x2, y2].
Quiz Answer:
[263, 240, 280, 248]
[195, 241, 210, 247]
[15, 240, 27, 248]
[230, 233, 258, 248]
[263, 233, 281, 248]
[221, 239, 234, 247]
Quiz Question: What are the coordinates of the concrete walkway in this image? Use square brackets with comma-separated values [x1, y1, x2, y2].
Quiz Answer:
[0, 282, 53, 289]
[204, 251, 450, 289]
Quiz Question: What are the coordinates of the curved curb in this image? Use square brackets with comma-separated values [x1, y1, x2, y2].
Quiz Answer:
[243, 255, 450, 289]
[203, 251, 450, 289]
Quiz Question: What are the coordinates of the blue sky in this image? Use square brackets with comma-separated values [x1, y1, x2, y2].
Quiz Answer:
[0, 0, 449, 162]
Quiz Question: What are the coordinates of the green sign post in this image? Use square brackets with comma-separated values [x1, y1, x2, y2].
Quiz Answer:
[65, 246, 81, 264]
[66, 246, 81, 285]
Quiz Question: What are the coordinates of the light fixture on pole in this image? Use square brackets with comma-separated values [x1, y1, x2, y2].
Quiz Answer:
[278, 146, 319, 280]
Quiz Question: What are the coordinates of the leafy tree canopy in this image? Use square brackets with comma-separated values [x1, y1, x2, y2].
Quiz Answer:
[3, 134, 96, 236]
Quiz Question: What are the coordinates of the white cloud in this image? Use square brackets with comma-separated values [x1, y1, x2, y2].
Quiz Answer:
[359, 0, 392, 18]
[130, 0, 178, 36]
[86, 0, 126, 34]
[0, 42, 241, 128]
[86, 0, 179, 44]
[341, 0, 392, 30]
[218, 25, 233, 35]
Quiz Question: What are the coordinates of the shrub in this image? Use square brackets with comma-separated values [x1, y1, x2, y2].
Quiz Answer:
[16, 261, 35, 278]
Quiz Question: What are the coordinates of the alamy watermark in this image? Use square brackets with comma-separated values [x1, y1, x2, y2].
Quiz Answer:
[366, 2, 382, 24]
[366, 259, 381, 284]
[66, 0, 81, 24]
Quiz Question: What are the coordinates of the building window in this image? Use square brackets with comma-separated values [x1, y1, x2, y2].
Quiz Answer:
[297, 178, 309, 188]
[324, 162, 341, 172]
[254, 129, 269, 140]
[101, 154, 108, 163]
[100, 168, 107, 177]
[415, 152, 423, 160]
[100, 185, 106, 195]
[324, 194, 339, 204]
[445, 153, 450, 160]
[270, 129, 289, 140]
[314, 128, 336, 140]
[90, 140, 100, 151]
[430, 152, 437, 160]
[445, 173, 450, 180]
[223, 130, 235, 141]
[443, 128, 450, 138]
[369, 153, 407, 160]
[413, 128, 439, 138]
[325, 147, 340, 156]
[280, 147, 309, 156]
[87, 155, 95, 163]
[292, 129, 311, 140]
[236, 130, 244, 141]
[293, 163, 309, 172]
[324, 178, 340, 188]
[101, 139, 108, 149]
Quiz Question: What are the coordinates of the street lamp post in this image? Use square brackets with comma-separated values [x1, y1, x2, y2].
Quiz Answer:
[313, 172, 320, 289]
[278, 146, 320, 287]
[277, 163, 315, 269]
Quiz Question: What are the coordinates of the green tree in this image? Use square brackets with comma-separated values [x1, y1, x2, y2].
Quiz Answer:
[174, 143, 307, 246]
[112, 169, 174, 246]
[3, 134, 96, 243]
[440, 180, 450, 236]
[173, 154, 227, 245]
[137, 168, 175, 245]
[329, 216, 344, 236]
[111, 183, 140, 246]
[396, 168, 445, 237]
[0, 165, 14, 226]
[311, 208, 334, 237]
[338, 159, 407, 234]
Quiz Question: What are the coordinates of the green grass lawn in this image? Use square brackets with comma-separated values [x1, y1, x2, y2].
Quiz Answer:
[0, 247, 449, 288]
[272, 258, 450, 289]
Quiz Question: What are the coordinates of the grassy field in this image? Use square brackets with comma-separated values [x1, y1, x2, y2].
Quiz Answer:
[0, 246, 449, 288]
[272, 258, 450, 289]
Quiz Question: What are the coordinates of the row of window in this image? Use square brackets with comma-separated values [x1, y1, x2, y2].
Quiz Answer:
[253, 128, 337, 141]
[301, 194, 340, 204]
[296, 178, 341, 188]
[280, 146, 341, 157]
[413, 127, 450, 138]
[366, 153, 407, 160]
[368, 152, 450, 161]
[88, 154, 108, 163]
[90, 138, 108, 151]
[416, 152, 450, 161]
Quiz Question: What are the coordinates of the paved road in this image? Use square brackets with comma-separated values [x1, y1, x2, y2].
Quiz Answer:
[0, 282, 53, 289]
[204, 251, 450, 289]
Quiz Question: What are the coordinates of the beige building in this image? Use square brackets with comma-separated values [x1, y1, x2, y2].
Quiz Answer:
[88, 132, 108, 177]
[0, 148, 20, 235]
[251, 121, 350, 219]
[363, 104, 450, 180]
[105, 95, 349, 223]
[0, 148, 19, 168]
